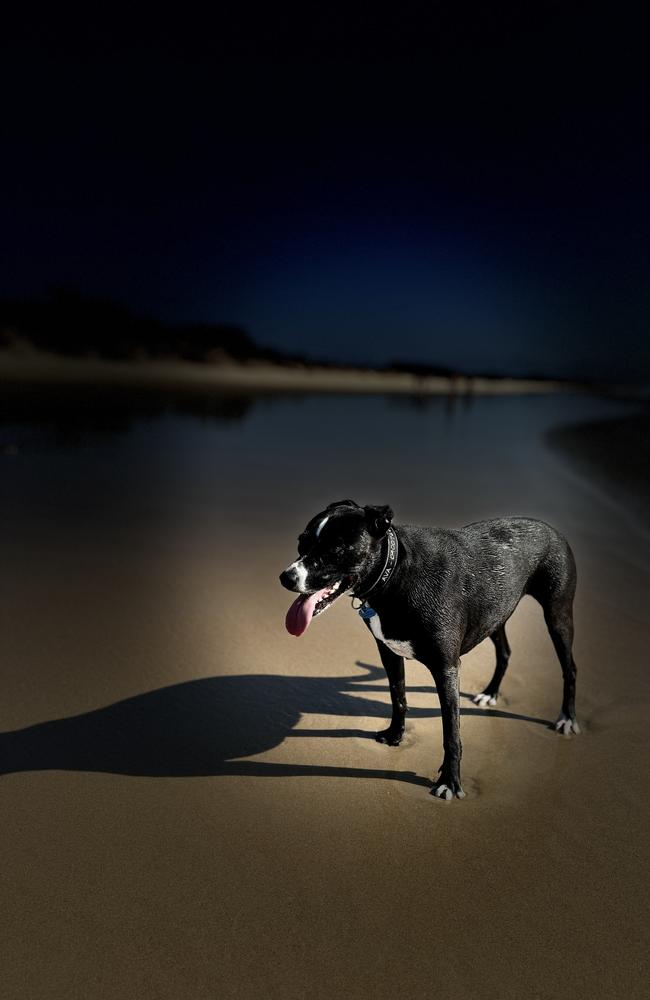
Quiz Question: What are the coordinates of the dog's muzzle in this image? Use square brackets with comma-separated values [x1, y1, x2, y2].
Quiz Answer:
[279, 567, 299, 591]
[279, 560, 308, 593]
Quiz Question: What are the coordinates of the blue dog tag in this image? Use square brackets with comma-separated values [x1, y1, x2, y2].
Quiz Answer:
[359, 604, 377, 620]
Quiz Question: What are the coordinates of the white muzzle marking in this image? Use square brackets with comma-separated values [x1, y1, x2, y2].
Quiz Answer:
[287, 559, 309, 593]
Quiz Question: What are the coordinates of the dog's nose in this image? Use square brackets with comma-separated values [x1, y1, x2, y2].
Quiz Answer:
[279, 568, 297, 591]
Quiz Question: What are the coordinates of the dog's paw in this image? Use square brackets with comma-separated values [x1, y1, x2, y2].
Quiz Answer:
[555, 713, 581, 736]
[473, 691, 498, 708]
[430, 779, 466, 800]
[375, 726, 405, 747]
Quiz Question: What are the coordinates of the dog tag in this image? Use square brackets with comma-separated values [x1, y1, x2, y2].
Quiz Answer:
[359, 604, 377, 620]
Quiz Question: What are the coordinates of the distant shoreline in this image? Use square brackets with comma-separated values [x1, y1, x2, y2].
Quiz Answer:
[0, 348, 581, 396]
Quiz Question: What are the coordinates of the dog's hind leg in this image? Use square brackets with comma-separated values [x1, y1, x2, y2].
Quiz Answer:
[544, 599, 580, 735]
[531, 544, 580, 736]
[473, 624, 511, 707]
[374, 642, 407, 746]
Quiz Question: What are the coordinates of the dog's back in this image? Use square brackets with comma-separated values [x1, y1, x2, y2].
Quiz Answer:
[393, 517, 575, 652]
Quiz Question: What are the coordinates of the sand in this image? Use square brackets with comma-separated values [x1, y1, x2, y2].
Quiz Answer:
[0, 390, 648, 999]
[0, 346, 575, 394]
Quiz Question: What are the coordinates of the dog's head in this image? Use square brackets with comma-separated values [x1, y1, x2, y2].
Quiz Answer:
[280, 499, 394, 636]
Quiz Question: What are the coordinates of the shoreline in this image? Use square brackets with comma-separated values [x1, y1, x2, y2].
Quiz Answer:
[0, 348, 578, 395]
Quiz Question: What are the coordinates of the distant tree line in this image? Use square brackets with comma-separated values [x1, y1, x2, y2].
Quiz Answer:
[0, 291, 558, 381]
[0, 291, 301, 365]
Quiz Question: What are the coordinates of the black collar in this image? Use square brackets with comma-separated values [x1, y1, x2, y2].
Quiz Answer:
[354, 527, 399, 601]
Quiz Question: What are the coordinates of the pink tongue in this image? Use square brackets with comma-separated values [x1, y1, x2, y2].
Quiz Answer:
[285, 588, 328, 637]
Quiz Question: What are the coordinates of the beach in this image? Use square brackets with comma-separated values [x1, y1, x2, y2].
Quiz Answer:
[1, 388, 648, 999]
[0, 347, 575, 395]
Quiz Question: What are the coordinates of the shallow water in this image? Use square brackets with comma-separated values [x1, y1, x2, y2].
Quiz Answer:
[3, 389, 646, 595]
[1, 388, 644, 525]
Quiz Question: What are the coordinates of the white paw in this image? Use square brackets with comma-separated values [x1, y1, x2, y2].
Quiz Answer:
[555, 714, 581, 736]
[473, 692, 498, 707]
[432, 784, 466, 800]
[434, 784, 453, 800]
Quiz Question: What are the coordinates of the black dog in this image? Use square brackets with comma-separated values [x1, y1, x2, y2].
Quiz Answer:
[280, 499, 579, 799]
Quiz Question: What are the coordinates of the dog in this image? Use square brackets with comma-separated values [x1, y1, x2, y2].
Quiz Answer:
[280, 499, 580, 799]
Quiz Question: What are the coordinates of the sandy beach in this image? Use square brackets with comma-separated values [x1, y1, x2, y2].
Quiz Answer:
[0, 347, 575, 395]
[1, 388, 648, 999]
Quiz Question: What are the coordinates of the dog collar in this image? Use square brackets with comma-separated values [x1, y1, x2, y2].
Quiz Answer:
[354, 527, 399, 601]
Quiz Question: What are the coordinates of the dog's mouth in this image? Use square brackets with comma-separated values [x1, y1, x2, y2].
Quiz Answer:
[285, 575, 355, 637]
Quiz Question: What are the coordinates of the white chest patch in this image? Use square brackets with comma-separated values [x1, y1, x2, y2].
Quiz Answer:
[367, 613, 415, 659]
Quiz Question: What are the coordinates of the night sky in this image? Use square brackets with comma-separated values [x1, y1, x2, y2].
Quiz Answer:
[2, 7, 648, 379]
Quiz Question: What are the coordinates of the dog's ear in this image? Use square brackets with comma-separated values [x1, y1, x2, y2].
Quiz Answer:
[326, 499, 360, 511]
[363, 504, 394, 538]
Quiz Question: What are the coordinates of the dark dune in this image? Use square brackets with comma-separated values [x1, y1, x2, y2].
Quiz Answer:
[546, 410, 650, 520]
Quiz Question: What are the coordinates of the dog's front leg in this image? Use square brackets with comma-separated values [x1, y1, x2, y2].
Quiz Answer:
[425, 657, 466, 800]
[374, 641, 407, 746]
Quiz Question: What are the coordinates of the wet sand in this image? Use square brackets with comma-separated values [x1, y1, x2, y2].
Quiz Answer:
[1, 391, 648, 999]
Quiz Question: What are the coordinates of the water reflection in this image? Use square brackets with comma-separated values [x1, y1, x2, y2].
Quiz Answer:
[1, 383, 645, 536]
[0, 381, 492, 453]
[0, 382, 255, 452]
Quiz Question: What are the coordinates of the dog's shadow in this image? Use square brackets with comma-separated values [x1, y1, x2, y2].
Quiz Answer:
[0, 661, 551, 786]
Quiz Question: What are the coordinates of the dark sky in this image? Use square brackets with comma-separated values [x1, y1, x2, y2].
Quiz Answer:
[2, 6, 648, 379]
